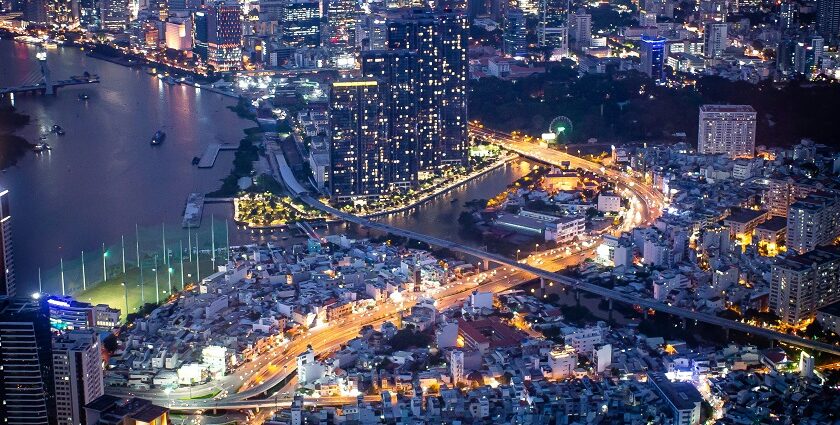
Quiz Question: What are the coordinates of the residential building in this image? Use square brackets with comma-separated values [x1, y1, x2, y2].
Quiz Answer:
[53, 330, 104, 425]
[328, 80, 387, 201]
[770, 245, 840, 325]
[697, 105, 756, 158]
[817, 0, 840, 40]
[786, 193, 840, 254]
[766, 176, 821, 217]
[360, 50, 419, 189]
[703, 22, 728, 59]
[648, 372, 702, 425]
[569, 10, 591, 49]
[386, 9, 469, 170]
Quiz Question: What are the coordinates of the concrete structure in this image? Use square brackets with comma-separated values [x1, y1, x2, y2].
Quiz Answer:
[697, 105, 756, 158]
[770, 246, 840, 325]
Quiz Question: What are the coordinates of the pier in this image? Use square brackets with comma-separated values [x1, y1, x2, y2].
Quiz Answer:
[182, 193, 205, 228]
[197, 143, 238, 168]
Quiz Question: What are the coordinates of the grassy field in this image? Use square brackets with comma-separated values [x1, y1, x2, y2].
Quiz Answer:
[73, 257, 216, 320]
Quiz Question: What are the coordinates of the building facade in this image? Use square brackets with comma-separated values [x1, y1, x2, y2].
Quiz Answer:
[770, 246, 840, 325]
[697, 105, 756, 158]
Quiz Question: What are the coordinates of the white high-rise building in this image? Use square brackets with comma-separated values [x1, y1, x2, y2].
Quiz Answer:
[697, 105, 756, 158]
[787, 193, 840, 254]
[52, 330, 103, 425]
[770, 246, 840, 325]
[703, 22, 728, 58]
[450, 350, 464, 384]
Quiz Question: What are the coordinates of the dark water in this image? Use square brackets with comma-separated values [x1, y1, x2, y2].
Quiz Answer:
[0, 39, 533, 295]
[0, 39, 251, 293]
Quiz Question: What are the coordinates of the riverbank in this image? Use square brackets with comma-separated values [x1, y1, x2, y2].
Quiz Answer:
[0, 105, 34, 170]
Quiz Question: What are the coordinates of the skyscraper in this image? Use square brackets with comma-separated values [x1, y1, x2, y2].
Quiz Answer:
[0, 297, 55, 425]
[569, 10, 591, 49]
[817, 0, 840, 40]
[280, 0, 320, 48]
[48, 0, 78, 28]
[361, 50, 419, 189]
[329, 80, 388, 201]
[503, 7, 527, 57]
[697, 105, 756, 158]
[326, 0, 357, 50]
[100, 0, 128, 30]
[539, 0, 570, 56]
[640, 35, 666, 83]
[703, 22, 728, 58]
[193, 8, 210, 59]
[52, 330, 104, 425]
[207, 0, 243, 72]
[779, 1, 797, 31]
[0, 189, 14, 298]
[387, 9, 469, 171]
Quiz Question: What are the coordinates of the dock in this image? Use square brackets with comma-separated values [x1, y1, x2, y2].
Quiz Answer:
[182, 193, 205, 228]
[197, 143, 238, 168]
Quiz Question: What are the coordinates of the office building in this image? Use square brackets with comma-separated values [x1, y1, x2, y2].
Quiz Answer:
[640, 35, 666, 83]
[770, 245, 840, 325]
[329, 80, 388, 201]
[165, 17, 193, 50]
[207, 0, 242, 72]
[569, 11, 591, 49]
[53, 330, 104, 425]
[280, 0, 320, 48]
[787, 193, 840, 254]
[193, 9, 210, 59]
[817, 0, 840, 40]
[703, 22, 728, 58]
[361, 50, 419, 189]
[100, 0, 128, 30]
[503, 7, 527, 57]
[46, 295, 122, 332]
[79, 0, 101, 29]
[0, 297, 55, 425]
[356, 13, 388, 50]
[0, 190, 13, 297]
[779, 2, 797, 31]
[326, 0, 357, 50]
[793, 36, 824, 76]
[539, 0, 569, 56]
[386, 9, 469, 170]
[48, 0, 78, 28]
[697, 105, 756, 158]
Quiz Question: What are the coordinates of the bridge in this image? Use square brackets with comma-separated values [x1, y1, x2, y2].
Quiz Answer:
[0, 46, 100, 96]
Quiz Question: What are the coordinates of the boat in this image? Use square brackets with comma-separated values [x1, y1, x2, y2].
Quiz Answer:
[192, 156, 200, 165]
[33, 143, 52, 153]
[52, 125, 65, 136]
[151, 130, 166, 145]
[78, 93, 90, 100]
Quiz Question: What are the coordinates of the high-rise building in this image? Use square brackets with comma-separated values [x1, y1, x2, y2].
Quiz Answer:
[766, 176, 822, 217]
[329, 80, 388, 201]
[503, 7, 527, 57]
[787, 193, 840, 254]
[779, 2, 797, 31]
[770, 245, 840, 325]
[356, 13, 388, 50]
[100, 0, 128, 30]
[793, 36, 824, 76]
[0, 297, 55, 425]
[539, 0, 571, 58]
[25, 0, 49, 25]
[0, 190, 14, 298]
[207, 0, 243, 72]
[387, 9, 468, 171]
[640, 35, 666, 83]
[165, 17, 194, 50]
[279, 0, 320, 48]
[703, 22, 728, 58]
[326, 0, 357, 50]
[79, 0, 101, 29]
[48, 0, 78, 28]
[361, 50, 419, 189]
[569, 10, 591, 49]
[52, 330, 103, 425]
[697, 105, 756, 158]
[193, 8, 210, 59]
[817, 0, 840, 40]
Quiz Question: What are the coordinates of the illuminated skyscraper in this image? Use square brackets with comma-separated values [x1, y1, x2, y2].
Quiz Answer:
[207, 0, 243, 72]
[817, 0, 840, 40]
[361, 50, 419, 189]
[503, 7, 527, 57]
[326, 0, 358, 50]
[280, 0, 320, 48]
[0, 189, 13, 298]
[0, 297, 55, 425]
[48, 0, 78, 28]
[100, 0, 128, 30]
[539, 0, 569, 56]
[329, 80, 388, 201]
[387, 9, 468, 170]
[640, 35, 666, 83]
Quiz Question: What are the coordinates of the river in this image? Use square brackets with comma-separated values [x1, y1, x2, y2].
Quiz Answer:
[0, 38, 533, 296]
